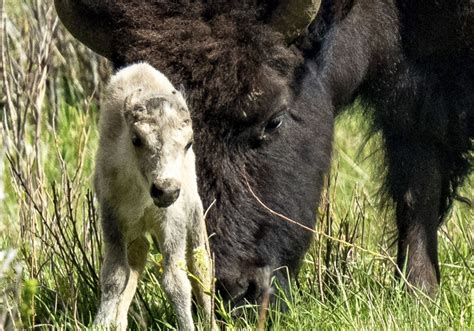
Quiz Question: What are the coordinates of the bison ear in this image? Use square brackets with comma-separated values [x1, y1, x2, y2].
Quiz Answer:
[54, 0, 115, 59]
[271, 0, 322, 44]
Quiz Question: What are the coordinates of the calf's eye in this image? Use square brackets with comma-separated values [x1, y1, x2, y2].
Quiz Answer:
[132, 135, 143, 147]
[185, 141, 193, 151]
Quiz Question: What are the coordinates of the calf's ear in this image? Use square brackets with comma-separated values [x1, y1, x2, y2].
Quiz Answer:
[123, 90, 145, 122]
[176, 85, 190, 114]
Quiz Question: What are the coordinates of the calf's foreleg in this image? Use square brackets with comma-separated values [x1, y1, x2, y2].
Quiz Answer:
[155, 217, 194, 331]
[95, 205, 149, 330]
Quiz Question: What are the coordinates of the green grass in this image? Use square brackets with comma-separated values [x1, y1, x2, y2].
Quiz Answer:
[1, 1, 472, 330]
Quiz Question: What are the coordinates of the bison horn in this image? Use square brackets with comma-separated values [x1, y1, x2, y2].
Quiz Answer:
[271, 0, 321, 43]
[54, 0, 114, 59]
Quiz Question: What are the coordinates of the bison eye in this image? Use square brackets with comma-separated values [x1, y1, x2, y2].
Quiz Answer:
[185, 141, 193, 151]
[131, 135, 143, 147]
[265, 114, 284, 133]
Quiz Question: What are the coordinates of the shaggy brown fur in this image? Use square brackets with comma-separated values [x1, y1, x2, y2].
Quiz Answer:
[108, 1, 303, 125]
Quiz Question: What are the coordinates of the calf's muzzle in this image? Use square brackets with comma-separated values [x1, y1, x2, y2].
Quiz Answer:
[150, 178, 181, 208]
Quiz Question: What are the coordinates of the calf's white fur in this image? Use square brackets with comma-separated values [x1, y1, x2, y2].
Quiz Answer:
[94, 63, 213, 330]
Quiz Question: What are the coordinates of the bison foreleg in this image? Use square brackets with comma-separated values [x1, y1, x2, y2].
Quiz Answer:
[384, 139, 444, 295]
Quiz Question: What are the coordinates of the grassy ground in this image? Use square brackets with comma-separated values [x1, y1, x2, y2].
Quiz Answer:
[1, 1, 472, 330]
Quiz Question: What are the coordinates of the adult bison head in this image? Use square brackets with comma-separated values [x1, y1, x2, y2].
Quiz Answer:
[56, 0, 332, 304]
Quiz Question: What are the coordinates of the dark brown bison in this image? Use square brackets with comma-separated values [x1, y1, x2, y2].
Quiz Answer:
[55, 0, 473, 305]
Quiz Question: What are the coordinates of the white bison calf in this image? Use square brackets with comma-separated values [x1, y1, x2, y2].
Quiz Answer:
[94, 63, 214, 331]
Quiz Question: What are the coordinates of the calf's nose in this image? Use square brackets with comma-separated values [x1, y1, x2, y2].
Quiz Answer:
[150, 179, 180, 207]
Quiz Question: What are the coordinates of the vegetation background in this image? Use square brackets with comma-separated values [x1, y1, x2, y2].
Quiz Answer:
[0, 0, 472, 330]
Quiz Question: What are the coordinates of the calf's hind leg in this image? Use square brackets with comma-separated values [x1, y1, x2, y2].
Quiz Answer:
[384, 139, 446, 295]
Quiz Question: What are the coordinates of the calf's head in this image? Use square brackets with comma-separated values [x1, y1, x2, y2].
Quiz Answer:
[105, 64, 192, 208]
[124, 91, 192, 207]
